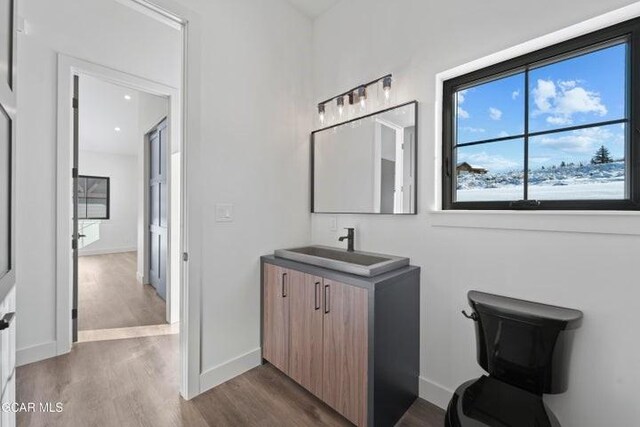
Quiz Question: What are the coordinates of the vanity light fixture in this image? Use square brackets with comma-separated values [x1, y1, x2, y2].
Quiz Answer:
[318, 103, 326, 125]
[358, 86, 367, 111]
[383, 76, 392, 100]
[316, 73, 392, 126]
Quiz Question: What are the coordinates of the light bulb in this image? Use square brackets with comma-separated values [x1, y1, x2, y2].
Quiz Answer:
[337, 96, 344, 118]
[318, 103, 325, 125]
[382, 76, 392, 102]
[358, 86, 367, 112]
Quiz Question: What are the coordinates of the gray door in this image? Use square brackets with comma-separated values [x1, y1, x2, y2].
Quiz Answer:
[72, 75, 80, 342]
[0, 0, 16, 312]
[148, 119, 168, 300]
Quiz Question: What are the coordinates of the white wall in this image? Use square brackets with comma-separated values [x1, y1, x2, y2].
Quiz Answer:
[177, 0, 313, 388]
[78, 150, 138, 256]
[311, 1, 640, 426]
[16, 0, 181, 362]
[314, 124, 375, 212]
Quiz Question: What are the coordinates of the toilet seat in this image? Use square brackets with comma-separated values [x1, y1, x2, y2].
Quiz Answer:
[445, 376, 561, 427]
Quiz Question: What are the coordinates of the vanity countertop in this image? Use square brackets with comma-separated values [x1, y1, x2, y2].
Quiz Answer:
[261, 254, 419, 292]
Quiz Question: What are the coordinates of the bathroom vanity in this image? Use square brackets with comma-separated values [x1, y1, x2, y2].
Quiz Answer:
[260, 252, 420, 427]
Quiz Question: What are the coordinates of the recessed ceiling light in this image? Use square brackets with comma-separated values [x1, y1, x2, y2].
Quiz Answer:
[114, 127, 121, 132]
[124, 95, 131, 100]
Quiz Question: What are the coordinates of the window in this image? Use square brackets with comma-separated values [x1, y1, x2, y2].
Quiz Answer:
[442, 18, 640, 210]
[78, 175, 110, 220]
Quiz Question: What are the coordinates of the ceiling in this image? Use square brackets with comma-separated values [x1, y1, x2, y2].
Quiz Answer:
[285, 0, 340, 18]
[79, 75, 164, 156]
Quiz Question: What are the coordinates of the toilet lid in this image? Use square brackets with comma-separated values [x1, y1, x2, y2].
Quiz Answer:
[448, 376, 561, 427]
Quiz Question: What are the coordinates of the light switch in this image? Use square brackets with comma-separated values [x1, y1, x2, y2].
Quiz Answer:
[329, 216, 337, 232]
[215, 203, 233, 222]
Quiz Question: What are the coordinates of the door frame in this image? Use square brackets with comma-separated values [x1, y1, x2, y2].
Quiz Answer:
[55, 48, 200, 400]
[56, 54, 190, 393]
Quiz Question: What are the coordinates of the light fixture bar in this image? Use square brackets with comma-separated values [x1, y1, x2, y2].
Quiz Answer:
[317, 73, 392, 107]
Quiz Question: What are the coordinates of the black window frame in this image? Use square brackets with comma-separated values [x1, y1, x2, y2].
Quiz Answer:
[442, 17, 640, 210]
[78, 175, 110, 220]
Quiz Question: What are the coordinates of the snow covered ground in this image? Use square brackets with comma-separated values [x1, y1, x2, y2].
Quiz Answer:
[456, 161, 625, 201]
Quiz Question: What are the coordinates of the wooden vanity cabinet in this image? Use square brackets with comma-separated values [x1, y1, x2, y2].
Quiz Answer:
[288, 269, 324, 398]
[261, 256, 419, 427]
[262, 263, 289, 374]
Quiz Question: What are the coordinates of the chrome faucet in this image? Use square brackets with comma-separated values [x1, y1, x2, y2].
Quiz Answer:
[338, 228, 355, 252]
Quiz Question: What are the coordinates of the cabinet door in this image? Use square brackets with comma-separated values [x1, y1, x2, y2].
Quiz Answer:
[288, 270, 323, 398]
[263, 263, 289, 374]
[322, 280, 368, 427]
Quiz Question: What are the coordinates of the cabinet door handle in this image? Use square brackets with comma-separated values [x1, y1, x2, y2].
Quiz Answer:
[0, 312, 15, 331]
[281, 273, 287, 298]
[324, 284, 330, 314]
[314, 281, 321, 310]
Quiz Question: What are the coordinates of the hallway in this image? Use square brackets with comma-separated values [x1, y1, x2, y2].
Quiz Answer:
[78, 252, 166, 331]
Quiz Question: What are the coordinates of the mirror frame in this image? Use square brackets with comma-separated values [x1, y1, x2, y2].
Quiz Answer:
[311, 100, 418, 214]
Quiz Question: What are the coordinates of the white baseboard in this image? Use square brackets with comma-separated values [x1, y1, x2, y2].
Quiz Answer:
[199, 348, 262, 394]
[17, 341, 58, 367]
[79, 246, 137, 257]
[419, 376, 453, 410]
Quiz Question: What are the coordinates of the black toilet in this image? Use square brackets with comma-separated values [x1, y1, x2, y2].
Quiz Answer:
[445, 290, 583, 427]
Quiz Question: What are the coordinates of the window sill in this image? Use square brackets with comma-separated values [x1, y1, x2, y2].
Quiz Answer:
[428, 209, 640, 235]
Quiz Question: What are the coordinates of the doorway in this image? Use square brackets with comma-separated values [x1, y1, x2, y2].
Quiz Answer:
[71, 74, 175, 344]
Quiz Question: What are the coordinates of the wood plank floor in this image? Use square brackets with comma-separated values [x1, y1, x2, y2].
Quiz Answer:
[78, 252, 166, 330]
[18, 252, 445, 426]
[17, 334, 445, 427]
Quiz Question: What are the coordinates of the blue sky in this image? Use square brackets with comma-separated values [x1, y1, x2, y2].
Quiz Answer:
[455, 42, 627, 172]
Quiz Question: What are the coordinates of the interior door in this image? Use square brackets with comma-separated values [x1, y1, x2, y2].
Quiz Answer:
[0, 2, 17, 425]
[288, 270, 323, 398]
[148, 119, 168, 300]
[71, 75, 79, 342]
[322, 279, 368, 427]
[262, 263, 289, 374]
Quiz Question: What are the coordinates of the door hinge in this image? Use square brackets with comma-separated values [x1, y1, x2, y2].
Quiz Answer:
[71, 238, 77, 250]
[72, 97, 78, 109]
[71, 308, 78, 320]
[182, 252, 189, 262]
[72, 167, 78, 178]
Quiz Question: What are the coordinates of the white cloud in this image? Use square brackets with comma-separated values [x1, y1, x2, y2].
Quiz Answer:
[546, 116, 571, 125]
[532, 79, 607, 125]
[457, 89, 469, 119]
[462, 126, 485, 133]
[512, 90, 520, 100]
[489, 107, 502, 120]
[458, 89, 467, 104]
[533, 79, 557, 112]
[534, 127, 619, 154]
[498, 131, 510, 138]
[458, 151, 519, 172]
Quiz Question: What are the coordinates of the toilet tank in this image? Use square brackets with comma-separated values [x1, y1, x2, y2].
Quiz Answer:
[467, 291, 583, 395]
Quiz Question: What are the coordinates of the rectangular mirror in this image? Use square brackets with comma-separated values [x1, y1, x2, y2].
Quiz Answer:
[312, 101, 417, 214]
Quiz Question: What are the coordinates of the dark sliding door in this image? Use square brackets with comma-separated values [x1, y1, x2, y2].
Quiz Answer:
[148, 118, 168, 300]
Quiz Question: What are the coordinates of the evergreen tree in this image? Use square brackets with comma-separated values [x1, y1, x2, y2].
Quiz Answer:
[591, 145, 613, 164]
